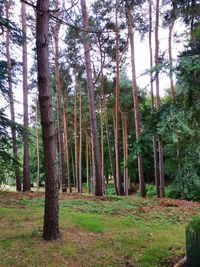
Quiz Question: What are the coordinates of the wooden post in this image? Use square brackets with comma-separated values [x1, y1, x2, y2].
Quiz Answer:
[186, 224, 200, 267]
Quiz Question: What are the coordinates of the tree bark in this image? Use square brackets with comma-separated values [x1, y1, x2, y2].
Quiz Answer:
[36, 0, 60, 240]
[168, 19, 175, 101]
[63, 94, 71, 193]
[115, 0, 123, 196]
[73, 88, 79, 191]
[54, 0, 67, 192]
[6, 1, 21, 192]
[22, 1, 30, 191]
[35, 98, 40, 191]
[79, 91, 82, 193]
[155, 0, 165, 198]
[122, 113, 129, 196]
[80, 0, 103, 196]
[149, 0, 159, 197]
[126, 1, 145, 197]
[85, 130, 90, 193]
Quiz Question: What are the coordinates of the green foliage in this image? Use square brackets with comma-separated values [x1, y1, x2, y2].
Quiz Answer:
[146, 184, 156, 197]
[189, 217, 200, 232]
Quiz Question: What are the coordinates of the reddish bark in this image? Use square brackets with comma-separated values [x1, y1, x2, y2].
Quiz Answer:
[81, 0, 103, 196]
[36, 0, 60, 240]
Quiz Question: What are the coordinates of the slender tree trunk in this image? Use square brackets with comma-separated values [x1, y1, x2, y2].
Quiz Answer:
[122, 113, 129, 196]
[149, 0, 159, 196]
[63, 99, 71, 193]
[79, 91, 82, 193]
[115, 0, 123, 196]
[21, 1, 30, 191]
[168, 20, 175, 101]
[100, 90, 105, 194]
[74, 89, 79, 191]
[54, 1, 67, 192]
[36, 0, 59, 240]
[155, 0, 165, 198]
[5, 1, 21, 192]
[81, 0, 103, 196]
[126, 1, 145, 197]
[85, 129, 90, 193]
[35, 98, 40, 191]
[70, 144, 76, 190]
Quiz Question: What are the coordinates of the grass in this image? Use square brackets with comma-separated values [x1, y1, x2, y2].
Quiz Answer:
[0, 192, 200, 266]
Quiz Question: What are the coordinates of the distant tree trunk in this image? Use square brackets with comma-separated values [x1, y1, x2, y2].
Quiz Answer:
[5, 1, 21, 192]
[36, 0, 59, 240]
[70, 144, 76, 189]
[149, 0, 159, 197]
[21, 1, 30, 192]
[155, 0, 165, 198]
[85, 129, 90, 193]
[79, 91, 82, 193]
[122, 113, 129, 196]
[54, 0, 67, 192]
[100, 86, 105, 194]
[74, 88, 79, 191]
[81, 0, 103, 196]
[126, 1, 145, 197]
[35, 98, 40, 191]
[63, 96, 71, 193]
[115, 0, 123, 196]
[168, 19, 175, 101]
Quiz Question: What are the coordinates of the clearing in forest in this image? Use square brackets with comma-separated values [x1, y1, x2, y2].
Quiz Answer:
[0, 192, 199, 267]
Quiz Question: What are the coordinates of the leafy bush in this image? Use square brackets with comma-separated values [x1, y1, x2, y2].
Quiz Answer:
[145, 184, 156, 197]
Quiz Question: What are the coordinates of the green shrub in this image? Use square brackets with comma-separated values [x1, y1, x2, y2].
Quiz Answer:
[146, 184, 156, 197]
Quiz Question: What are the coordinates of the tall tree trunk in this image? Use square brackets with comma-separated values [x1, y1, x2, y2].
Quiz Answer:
[35, 98, 40, 191]
[168, 19, 175, 101]
[70, 144, 76, 190]
[79, 91, 82, 193]
[155, 0, 165, 198]
[85, 130, 90, 193]
[126, 1, 145, 197]
[149, 0, 159, 197]
[81, 0, 103, 196]
[6, 1, 21, 192]
[74, 89, 79, 191]
[63, 94, 71, 193]
[122, 113, 129, 196]
[22, 1, 30, 191]
[36, 0, 59, 240]
[54, 0, 67, 192]
[115, 0, 123, 196]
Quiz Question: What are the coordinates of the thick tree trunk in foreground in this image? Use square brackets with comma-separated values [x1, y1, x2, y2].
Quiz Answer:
[155, 0, 165, 198]
[149, 0, 159, 197]
[6, 1, 21, 192]
[36, 0, 59, 240]
[54, 0, 67, 192]
[22, 1, 30, 192]
[81, 0, 103, 196]
[115, 0, 123, 196]
[126, 1, 145, 197]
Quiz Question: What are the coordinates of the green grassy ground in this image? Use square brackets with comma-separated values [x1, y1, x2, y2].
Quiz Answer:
[0, 192, 199, 267]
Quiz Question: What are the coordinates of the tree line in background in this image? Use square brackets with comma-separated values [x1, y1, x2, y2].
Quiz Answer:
[0, 0, 200, 239]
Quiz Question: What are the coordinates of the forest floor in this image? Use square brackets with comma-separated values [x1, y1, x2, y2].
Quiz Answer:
[0, 192, 199, 267]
